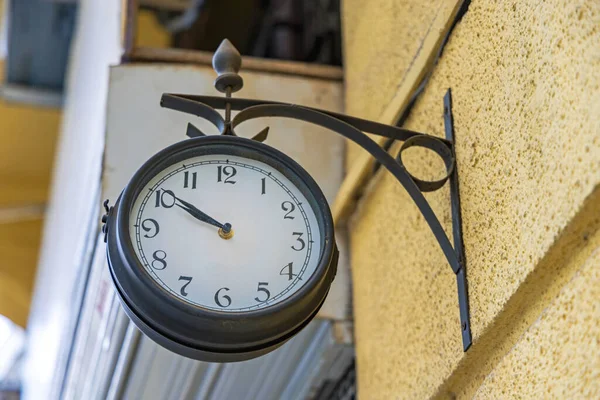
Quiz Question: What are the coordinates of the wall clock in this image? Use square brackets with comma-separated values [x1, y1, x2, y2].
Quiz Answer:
[104, 39, 473, 362]
[103, 130, 338, 362]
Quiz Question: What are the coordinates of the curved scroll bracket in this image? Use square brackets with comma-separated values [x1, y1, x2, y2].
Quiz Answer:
[157, 40, 471, 352]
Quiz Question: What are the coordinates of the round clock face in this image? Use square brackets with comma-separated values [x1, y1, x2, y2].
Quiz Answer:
[128, 154, 322, 312]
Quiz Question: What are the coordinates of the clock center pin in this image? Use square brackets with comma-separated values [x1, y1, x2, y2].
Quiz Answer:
[218, 223, 234, 240]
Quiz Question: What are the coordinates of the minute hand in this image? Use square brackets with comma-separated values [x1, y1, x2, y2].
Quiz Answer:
[174, 196, 227, 230]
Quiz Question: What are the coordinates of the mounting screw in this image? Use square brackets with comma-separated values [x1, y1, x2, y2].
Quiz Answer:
[212, 39, 244, 94]
[102, 199, 112, 243]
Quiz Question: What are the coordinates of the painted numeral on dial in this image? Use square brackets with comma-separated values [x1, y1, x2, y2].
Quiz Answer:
[141, 218, 159, 238]
[254, 282, 271, 302]
[151, 250, 167, 270]
[281, 201, 295, 219]
[291, 232, 306, 251]
[183, 171, 197, 189]
[261, 177, 266, 195]
[217, 166, 237, 184]
[214, 287, 231, 307]
[155, 189, 176, 208]
[280, 262, 298, 281]
[178, 276, 192, 297]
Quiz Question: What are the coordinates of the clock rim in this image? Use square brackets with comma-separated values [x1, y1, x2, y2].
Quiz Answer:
[107, 135, 337, 356]
[111, 263, 330, 362]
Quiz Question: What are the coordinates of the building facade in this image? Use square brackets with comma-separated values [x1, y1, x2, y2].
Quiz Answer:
[342, 0, 600, 398]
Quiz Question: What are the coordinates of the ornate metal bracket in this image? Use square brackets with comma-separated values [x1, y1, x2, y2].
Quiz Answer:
[159, 39, 472, 351]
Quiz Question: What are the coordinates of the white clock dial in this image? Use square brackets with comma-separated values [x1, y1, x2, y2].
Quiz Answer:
[128, 154, 322, 312]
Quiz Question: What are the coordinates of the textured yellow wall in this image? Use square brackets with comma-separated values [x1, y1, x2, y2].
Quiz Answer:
[135, 9, 171, 49]
[0, 63, 61, 327]
[344, 0, 600, 398]
[342, 0, 461, 168]
[0, 220, 45, 328]
[473, 228, 600, 399]
[0, 101, 60, 207]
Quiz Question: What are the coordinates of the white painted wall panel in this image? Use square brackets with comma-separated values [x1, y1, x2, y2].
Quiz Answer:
[22, 0, 123, 398]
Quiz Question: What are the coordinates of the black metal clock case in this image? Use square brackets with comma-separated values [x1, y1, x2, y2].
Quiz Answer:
[104, 135, 339, 362]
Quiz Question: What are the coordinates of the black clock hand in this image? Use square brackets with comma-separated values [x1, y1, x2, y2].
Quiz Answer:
[173, 195, 232, 235]
[176, 201, 234, 240]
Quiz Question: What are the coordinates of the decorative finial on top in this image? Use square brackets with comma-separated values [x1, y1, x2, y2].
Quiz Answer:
[212, 39, 244, 94]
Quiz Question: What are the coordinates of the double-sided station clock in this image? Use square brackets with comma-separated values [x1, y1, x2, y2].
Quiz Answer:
[103, 41, 338, 362]
[104, 38, 475, 361]
[104, 136, 338, 362]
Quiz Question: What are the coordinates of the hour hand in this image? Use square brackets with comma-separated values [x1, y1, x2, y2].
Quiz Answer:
[175, 197, 222, 228]
[173, 196, 232, 236]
